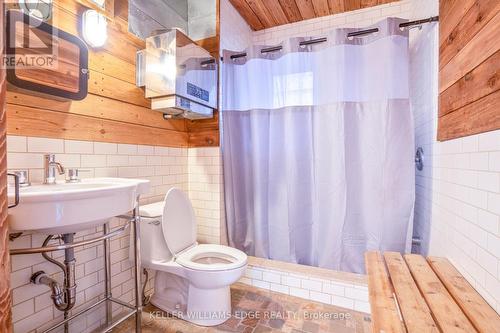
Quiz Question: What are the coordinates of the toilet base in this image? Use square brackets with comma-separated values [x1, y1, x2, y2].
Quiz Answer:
[151, 271, 232, 326]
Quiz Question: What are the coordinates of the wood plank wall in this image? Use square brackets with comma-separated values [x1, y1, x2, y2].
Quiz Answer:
[0, 0, 13, 330]
[229, 0, 398, 30]
[6, 0, 220, 148]
[438, 0, 500, 141]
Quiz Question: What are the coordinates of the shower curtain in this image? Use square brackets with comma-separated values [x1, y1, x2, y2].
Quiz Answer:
[221, 18, 415, 273]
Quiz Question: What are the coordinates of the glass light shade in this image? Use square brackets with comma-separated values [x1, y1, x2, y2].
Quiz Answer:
[82, 10, 107, 48]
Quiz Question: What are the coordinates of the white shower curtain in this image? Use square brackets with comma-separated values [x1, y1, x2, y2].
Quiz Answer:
[221, 18, 415, 273]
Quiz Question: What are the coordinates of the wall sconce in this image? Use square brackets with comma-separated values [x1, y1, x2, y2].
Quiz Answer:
[82, 10, 107, 48]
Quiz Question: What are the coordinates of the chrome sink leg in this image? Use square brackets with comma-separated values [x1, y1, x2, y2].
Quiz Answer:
[132, 196, 142, 332]
[104, 222, 112, 325]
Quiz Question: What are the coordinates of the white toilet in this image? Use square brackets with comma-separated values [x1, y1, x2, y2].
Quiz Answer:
[136, 187, 247, 326]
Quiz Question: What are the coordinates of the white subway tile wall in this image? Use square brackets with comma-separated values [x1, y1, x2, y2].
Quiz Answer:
[409, 0, 500, 314]
[419, 88, 500, 315]
[408, 0, 438, 257]
[239, 265, 370, 314]
[7, 136, 189, 204]
[220, 0, 252, 51]
[188, 147, 225, 244]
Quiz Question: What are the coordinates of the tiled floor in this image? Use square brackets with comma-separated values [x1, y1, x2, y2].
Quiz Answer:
[114, 283, 371, 333]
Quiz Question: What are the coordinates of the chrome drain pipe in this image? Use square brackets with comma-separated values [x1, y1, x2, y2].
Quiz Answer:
[31, 234, 77, 313]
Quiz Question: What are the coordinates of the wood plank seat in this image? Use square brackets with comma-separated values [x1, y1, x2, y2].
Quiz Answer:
[365, 251, 500, 333]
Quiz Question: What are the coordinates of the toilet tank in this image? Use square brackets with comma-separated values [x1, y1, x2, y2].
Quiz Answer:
[130, 215, 174, 268]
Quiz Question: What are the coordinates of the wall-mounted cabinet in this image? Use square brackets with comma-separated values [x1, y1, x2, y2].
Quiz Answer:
[6, 10, 89, 100]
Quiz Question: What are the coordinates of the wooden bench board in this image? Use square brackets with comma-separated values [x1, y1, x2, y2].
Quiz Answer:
[366, 251, 500, 333]
[383, 252, 438, 333]
[404, 254, 477, 333]
[364, 251, 405, 333]
[428, 256, 500, 333]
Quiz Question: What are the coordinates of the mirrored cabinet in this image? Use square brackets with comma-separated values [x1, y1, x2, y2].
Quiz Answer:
[5, 10, 89, 100]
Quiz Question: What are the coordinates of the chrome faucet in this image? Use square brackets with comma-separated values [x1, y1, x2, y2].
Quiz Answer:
[44, 154, 65, 184]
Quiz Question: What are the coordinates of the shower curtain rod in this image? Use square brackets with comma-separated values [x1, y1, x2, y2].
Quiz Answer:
[223, 15, 439, 61]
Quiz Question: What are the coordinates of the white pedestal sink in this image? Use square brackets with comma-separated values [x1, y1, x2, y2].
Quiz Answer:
[8, 178, 151, 234]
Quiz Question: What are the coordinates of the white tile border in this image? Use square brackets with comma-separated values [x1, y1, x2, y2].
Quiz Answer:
[239, 258, 370, 314]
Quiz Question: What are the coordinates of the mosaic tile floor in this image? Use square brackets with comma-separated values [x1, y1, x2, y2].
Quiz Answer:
[114, 283, 371, 333]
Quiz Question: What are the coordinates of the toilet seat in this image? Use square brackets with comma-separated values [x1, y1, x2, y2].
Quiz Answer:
[176, 244, 247, 271]
[137, 187, 248, 326]
[139, 188, 248, 272]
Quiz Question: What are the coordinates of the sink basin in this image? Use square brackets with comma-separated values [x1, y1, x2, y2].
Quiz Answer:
[8, 178, 151, 234]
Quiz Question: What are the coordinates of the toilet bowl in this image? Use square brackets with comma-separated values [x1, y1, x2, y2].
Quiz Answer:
[135, 188, 247, 326]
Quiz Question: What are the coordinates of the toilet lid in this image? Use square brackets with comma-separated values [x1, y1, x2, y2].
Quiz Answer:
[162, 188, 197, 255]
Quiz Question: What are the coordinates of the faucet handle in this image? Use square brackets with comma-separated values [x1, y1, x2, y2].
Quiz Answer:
[66, 168, 91, 183]
[66, 168, 80, 183]
[14, 170, 30, 187]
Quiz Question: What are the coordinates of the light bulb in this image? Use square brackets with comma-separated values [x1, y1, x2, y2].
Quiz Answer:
[82, 10, 107, 48]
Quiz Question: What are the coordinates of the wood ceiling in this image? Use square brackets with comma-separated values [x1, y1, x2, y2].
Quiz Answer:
[229, 0, 399, 30]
